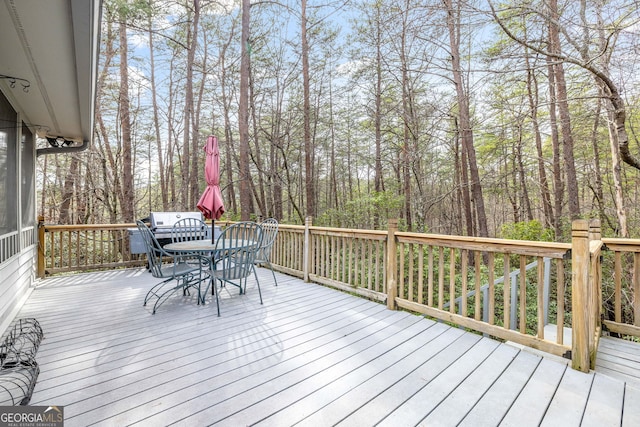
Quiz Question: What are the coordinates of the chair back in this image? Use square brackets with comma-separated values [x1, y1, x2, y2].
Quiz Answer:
[256, 218, 278, 263]
[214, 222, 263, 281]
[171, 217, 210, 243]
[136, 220, 169, 278]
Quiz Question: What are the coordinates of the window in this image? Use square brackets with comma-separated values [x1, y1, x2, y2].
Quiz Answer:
[0, 91, 17, 235]
[21, 124, 35, 227]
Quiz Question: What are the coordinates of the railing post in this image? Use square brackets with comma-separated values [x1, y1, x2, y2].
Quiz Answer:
[303, 216, 312, 283]
[386, 219, 398, 310]
[37, 215, 45, 279]
[571, 219, 590, 372]
[589, 219, 602, 368]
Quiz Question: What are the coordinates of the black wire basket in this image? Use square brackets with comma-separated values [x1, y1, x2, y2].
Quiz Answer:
[0, 318, 44, 405]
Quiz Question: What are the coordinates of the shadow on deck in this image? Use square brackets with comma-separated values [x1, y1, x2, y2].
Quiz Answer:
[16, 268, 640, 426]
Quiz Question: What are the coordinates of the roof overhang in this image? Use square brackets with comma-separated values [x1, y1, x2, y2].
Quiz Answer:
[0, 0, 102, 155]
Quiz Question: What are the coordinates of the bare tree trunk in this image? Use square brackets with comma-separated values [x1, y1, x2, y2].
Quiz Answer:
[190, 1, 204, 209]
[546, 56, 564, 238]
[94, 14, 118, 223]
[507, 149, 518, 223]
[453, 135, 463, 235]
[328, 71, 339, 211]
[238, 0, 252, 220]
[249, 64, 267, 216]
[39, 155, 47, 218]
[374, 3, 384, 228]
[445, 0, 488, 237]
[118, 18, 134, 222]
[181, 1, 198, 208]
[273, 145, 283, 220]
[219, 23, 237, 214]
[454, 116, 473, 236]
[96, 114, 118, 224]
[58, 156, 78, 224]
[515, 129, 533, 221]
[148, 1, 167, 210]
[301, 0, 315, 218]
[524, 55, 554, 228]
[591, 2, 628, 237]
[167, 57, 177, 209]
[588, 98, 618, 232]
[549, 0, 580, 220]
[400, 1, 412, 229]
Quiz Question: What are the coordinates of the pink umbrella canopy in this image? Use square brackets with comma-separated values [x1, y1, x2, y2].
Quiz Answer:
[197, 135, 225, 221]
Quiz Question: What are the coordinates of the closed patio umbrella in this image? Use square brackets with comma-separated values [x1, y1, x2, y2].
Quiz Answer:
[197, 135, 225, 242]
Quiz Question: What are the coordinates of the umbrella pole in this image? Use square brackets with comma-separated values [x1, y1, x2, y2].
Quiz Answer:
[212, 219, 215, 243]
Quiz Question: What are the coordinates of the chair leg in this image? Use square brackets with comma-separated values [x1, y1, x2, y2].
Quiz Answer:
[198, 278, 207, 305]
[251, 265, 263, 305]
[147, 279, 182, 314]
[144, 274, 199, 314]
[215, 278, 221, 316]
[144, 277, 173, 307]
[266, 260, 278, 286]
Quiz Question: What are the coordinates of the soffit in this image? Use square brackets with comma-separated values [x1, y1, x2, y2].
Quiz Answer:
[0, 0, 101, 144]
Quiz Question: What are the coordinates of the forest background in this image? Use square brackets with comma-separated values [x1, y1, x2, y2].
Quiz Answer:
[37, 0, 640, 243]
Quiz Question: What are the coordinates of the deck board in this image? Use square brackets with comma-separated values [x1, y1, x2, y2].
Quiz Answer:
[541, 366, 594, 426]
[419, 342, 520, 426]
[7, 268, 638, 426]
[264, 321, 452, 426]
[622, 385, 640, 426]
[582, 373, 624, 427]
[458, 350, 543, 426]
[295, 323, 462, 427]
[500, 357, 567, 426]
[377, 337, 502, 426]
[596, 336, 640, 389]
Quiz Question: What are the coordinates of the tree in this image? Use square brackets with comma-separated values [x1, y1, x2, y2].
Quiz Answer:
[489, 0, 640, 227]
[301, 0, 316, 218]
[147, 0, 168, 210]
[238, 0, 253, 220]
[444, 0, 489, 237]
[118, 6, 135, 222]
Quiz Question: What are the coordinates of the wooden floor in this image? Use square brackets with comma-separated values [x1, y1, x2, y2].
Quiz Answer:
[596, 336, 640, 390]
[15, 268, 640, 426]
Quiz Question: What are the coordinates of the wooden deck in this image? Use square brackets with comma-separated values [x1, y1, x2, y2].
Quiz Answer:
[15, 268, 640, 426]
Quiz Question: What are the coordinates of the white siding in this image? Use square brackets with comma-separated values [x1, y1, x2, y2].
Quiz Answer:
[0, 231, 35, 334]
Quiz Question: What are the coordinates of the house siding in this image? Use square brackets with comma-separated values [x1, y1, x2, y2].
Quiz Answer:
[0, 246, 35, 333]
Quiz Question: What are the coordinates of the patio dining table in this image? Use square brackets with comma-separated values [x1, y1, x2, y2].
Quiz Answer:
[164, 238, 256, 303]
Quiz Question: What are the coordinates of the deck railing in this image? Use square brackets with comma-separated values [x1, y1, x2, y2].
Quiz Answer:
[37, 220, 146, 275]
[38, 216, 633, 372]
[390, 220, 575, 358]
[600, 236, 640, 338]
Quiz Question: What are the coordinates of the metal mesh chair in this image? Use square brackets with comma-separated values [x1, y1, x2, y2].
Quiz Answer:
[137, 220, 202, 314]
[255, 218, 279, 286]
[170, 217, 210, 242]
[171, 217, 210, 266]
[201, 222, 263, 316]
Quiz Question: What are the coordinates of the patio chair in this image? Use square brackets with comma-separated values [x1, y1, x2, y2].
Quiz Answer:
[201, 221, 264, 316]
[255, 218, 279, 286]
[136, 220, 202, 314]
[170, 217, 210, 242]
[171, 217, 210, 266]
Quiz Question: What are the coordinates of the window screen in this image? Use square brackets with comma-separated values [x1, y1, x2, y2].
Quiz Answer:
[21, 123, 35, 227]
[0, 91, 17, 235]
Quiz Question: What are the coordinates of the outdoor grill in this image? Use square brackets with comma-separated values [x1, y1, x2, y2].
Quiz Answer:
[129, 211, 212, 254]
